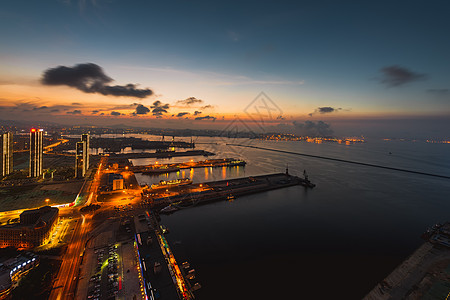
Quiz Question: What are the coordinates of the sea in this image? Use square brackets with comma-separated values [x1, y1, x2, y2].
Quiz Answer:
[127, 135, 450, 300]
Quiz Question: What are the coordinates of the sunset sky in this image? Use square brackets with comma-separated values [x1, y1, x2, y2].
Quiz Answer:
[1, 1, 449, 137]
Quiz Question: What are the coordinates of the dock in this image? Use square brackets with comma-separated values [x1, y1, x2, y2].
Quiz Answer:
[107, 150, 215, 159]
[364, 222, 450, 300]
[134, 212, 196, 300]
[131, 158, 246, 174]
[143, 172, 315, 210]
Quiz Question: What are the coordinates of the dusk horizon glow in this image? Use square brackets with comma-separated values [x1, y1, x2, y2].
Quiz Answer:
[1, 1, 449, 138]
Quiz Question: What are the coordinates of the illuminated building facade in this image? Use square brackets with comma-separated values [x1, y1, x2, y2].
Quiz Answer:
[1, 132, 13, 177]
[113, 178, 124, 190]
[75, 141, 86, 178]
[29, 128, 43, 177]
[0, 206, 58, 249]
[81, 133, 90, 171]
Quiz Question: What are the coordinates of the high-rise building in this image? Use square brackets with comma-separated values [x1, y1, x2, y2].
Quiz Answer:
[1, 132, 13, 177]
[75, 141, 86, 178]
[29, 129, 43, 178]
[81, 133, 90, 171]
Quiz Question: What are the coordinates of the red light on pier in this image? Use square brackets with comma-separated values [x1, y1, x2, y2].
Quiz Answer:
[31, 128, 36, 132]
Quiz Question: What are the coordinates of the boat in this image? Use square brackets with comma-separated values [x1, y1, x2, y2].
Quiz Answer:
[160, 205, 179, 214]
[160, 224, 169, 234]
[155, 148, 175, 153]
[142, 166, 180, 175]
[203, 158, 246, 167]
[151, 178, 192, 190]
[227, 194, 235, 201]
[225, 159, 246, 167]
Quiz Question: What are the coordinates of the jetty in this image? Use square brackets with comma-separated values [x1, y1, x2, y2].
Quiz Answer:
[131, 158, 246, 174]
[142, 172, 315, 210]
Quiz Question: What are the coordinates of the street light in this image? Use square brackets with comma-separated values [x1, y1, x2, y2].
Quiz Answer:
[45, 198, 50, 204]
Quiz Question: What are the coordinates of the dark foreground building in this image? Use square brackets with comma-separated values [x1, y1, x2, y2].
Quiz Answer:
[0, 252, 39, 299]
[0, 206, 58, 249]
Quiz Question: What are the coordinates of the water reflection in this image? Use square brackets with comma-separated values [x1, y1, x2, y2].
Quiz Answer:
[204, 167, 209, 180]
[135, 165, 246, 186]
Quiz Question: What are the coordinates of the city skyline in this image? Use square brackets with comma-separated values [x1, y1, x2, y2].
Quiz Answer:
[1, 1, 449, 138]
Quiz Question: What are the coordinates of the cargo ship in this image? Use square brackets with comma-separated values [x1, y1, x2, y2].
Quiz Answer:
[151, 178, 193, 190]
[142, 166, 180, 175]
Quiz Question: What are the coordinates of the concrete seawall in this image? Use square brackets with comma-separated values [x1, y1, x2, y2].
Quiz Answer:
[363, 242, 450, 300]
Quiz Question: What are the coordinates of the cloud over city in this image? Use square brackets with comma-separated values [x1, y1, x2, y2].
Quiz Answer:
[41, 63, 153, 98]
[176, 97, 203, 106]
[309, 107, 342, 116]
[293, 120, 333, 137]
[150, 100, 170, 117]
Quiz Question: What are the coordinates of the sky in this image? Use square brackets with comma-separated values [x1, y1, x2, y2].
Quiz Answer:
[0, 0, 449, 138]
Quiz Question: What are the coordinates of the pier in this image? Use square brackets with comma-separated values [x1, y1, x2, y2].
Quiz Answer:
[134, 212, 196, 300]
[364, 222, 450, 300]
[130, 158, 246, 174]
[143, 172, 314, 210]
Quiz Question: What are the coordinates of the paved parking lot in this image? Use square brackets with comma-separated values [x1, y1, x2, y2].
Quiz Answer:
[75, 213, 144, 300]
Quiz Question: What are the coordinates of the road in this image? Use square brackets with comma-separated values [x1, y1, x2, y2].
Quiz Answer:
[49, 157, 107, 300]
[49, 213, 92, 300]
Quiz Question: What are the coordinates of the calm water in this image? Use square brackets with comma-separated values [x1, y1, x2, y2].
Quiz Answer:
[132, 137, 450, 299]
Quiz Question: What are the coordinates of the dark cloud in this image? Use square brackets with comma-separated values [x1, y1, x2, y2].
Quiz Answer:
[41, 63, 153, 98]
[176, 112, 189, 117]
[72, 102, 82, 106]
[135, 104, 150, 115]
[100, 113, 105, 116]
[195, 115, 216, 121]
[33, 106, 48, 110]
[177, 97, 203, 106]
[201, 105, 213, 109]
[318, 107, 335, 113]
[150, 100, 169, 116]
[193, 111, 202, 116]
[427, 89, 449, 96]
[66, 110, 82, 115]
[111, 111, 121, 116]
[293, 120, 333, 137]
[379, 65, 427, 87]
[92, 110, 99, 114]
[50, 109, 59, 112]
[308, 106, 342, 116]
